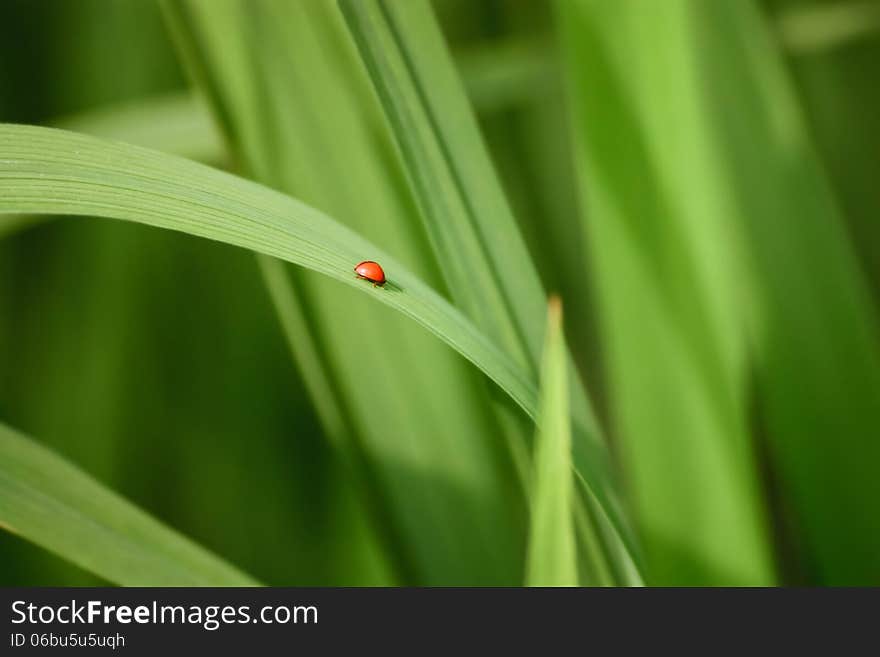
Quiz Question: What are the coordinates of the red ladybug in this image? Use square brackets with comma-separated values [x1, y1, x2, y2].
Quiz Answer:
[354, 260, 386, 287]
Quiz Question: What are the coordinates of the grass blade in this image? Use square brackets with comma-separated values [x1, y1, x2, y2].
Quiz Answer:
[0, 93, 222, 241]
[525, 297, 577, 586]
[339, 0, 546, 375]
[338, 0, 603, 439]
[256, 254, 416, 583]
[558, 0, 775, 584]
[0, 123, 540, 424]
[0, 422, 256, 586]
[162, 0, 528, 583]
[696, 0, 880, 584]
[339, 0, 641, 577]
[559, 0, 880, 585]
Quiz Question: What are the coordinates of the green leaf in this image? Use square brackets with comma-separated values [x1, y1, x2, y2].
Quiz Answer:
[0, 92, 223, 241]
[256, 254, 416, 583]
[339, 0, 547, 375]
[695, 0, 880, 585]
[560, 0, 880, 585]
[525, 298, 578, 586]
[338, 0, 641, 579]
[0, 123, 539, 423]
[161, 0, 529, 584]
[558, 0, 775, 585]
[338, 1, 603, 443]
[0, 421, 256, 586]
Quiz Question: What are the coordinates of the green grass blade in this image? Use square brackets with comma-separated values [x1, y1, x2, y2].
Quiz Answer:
[0, 79, 634, 578]
[256, 254, 416, 583]
[161, 0, 525, 584]
[560, 0, 880, 585]
[695, 0, 880, 584]
[0, 422, 257, 586]
[339, 0, 547, 374]
[0, 93, 222, 242]
[0, 123, 540, 421]
[339, 0, 642, 576]
[339, 0, 603, 432]
[558, 0, 775, 585]
[525, 298, 578, 586]
[257, 256, 352, 449]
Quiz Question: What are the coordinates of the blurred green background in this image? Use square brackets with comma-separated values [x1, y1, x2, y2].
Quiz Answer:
[1, 0, 878, 586]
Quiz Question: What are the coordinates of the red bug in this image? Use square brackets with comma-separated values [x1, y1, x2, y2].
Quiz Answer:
[354, 260, 386, 287]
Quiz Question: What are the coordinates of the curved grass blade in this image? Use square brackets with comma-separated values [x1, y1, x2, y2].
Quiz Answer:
[339, 0, 546, 375]
[0, 422, 257, 586]
[163, 0, 546, 584]
[0, 124, 537, 429]
[257, 255, 416, 584]
[339, 0, 641, 577]
[338, 0, 602, 433]
[0, 123, 640, 578]
[0, 93, 223, 241]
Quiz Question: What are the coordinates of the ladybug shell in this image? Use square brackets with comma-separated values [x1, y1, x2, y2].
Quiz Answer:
[354, 260, 386, 286]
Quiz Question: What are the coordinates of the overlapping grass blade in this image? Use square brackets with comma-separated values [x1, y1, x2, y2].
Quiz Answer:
[772, 0, 880, 303]
[0, 93, 222, 241]
[775, 0, 880, 579]
[525, 298, 578, 586]
[558, 0, 774, 584]
[560, 0, 880, 585]
[1, 7, 640, 584]
[338, 0, 603, 434]
[338, 0, 640, 579]
[256, 254, 416, 583]
[0, 123, 539, 422]
[1, 122, 534, 584]
[161, 0, 525, 584]
[339, 0, 547, 375]
[696, 0, 880, 584]
[0, 422, 256, 586]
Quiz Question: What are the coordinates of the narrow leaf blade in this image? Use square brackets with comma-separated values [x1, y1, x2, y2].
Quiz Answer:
[0, 123, 537, 422]
[0, 422, 256, 586]
[526, 298, 577, 586]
